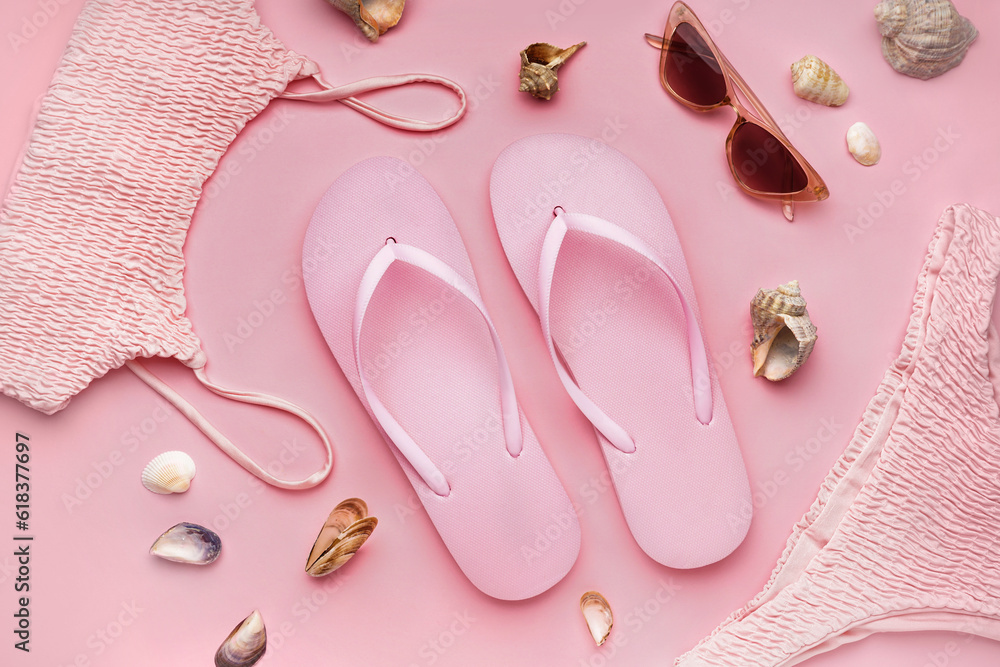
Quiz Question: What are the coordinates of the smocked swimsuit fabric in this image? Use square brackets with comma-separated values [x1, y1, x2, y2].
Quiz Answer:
[677, 204, 1000, 666]
[0, 0, 465, 488]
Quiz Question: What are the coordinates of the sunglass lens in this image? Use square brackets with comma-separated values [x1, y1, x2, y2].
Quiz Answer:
[663, 22, 727, 107]
[730, 122, 808, 195]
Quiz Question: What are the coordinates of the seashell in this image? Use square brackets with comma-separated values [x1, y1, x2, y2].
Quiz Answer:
[580, 591, 613, 646]
[215, 610, 266, 667]
[305, 498, 378, 577]
[150, 522, 221, 565]
[750, 280, 817, 382]
[326, 0, 405, 42]
[874, 0, 978, 80]
[519, 42, 586, 101]
[790, 55, 849, 107]
[141, 451, 196, 494]
[846, 122, 881, 166]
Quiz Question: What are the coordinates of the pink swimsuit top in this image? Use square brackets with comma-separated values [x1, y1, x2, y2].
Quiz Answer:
[0, 0, 466, 489]
[677, 204, 1000, 665]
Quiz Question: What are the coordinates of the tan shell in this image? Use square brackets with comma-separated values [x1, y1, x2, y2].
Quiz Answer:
[215, 610, 266, 667]
[326, 0, 405, 42]
[874, 0, 978, 80]
[580, 591, 613, 646]
[305, 498, 378, 577]
[141, 450, 196, 494]
[791, 55, 849, 106]
[750, 281, 817, 382]
[846, 122, 881, 166]
[519, 42, 586, 101]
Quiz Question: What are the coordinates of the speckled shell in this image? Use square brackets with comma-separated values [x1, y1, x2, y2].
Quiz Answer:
[326, 0, 405, 42]
[305, 498, 378, 577]
[518, 42, 586, 101]
[846, 122, 881, 166]
[750, 281, 817, 382]
[874, 0, 978, 80]
[791, 55, 849, 106]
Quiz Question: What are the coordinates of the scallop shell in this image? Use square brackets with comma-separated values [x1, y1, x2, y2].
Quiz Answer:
[874, 0, 978, 80]
[305, 498, 378, 577]
[750, 281, 817, 382]
[790, 55, 849, 106]
[215, 610, 266, 667]
[519, 42, 586, 101]
[150, 522, 222, 565]
[580, 591, 613, 646]
[326, 0, 405, 42]
[846, 122, 881, 166]
[141, 451, 196, 494]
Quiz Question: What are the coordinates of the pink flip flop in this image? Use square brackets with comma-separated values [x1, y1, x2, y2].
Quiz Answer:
[490, 134, 751, 568]
[302, 157, 580, 600]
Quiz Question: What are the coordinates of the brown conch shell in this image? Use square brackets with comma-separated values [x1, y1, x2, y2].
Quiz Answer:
[326, 0, 405, 42]
[750, 281, 817, 382]
[305, 498, 378, 577]
[790, 55, 849, 106]
[580, 591, 613, 646]
[874, 0, 978, 80]
[519, 42, 586, 101]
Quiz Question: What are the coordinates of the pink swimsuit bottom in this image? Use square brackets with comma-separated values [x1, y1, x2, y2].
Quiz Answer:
[677, 204, 1000, 666]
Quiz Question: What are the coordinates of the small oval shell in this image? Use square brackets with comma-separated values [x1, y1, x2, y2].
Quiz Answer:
[791, 55, 849, 107]
[326, 0, 405, 42]
[874, 0, 978, 80]
[750, 281, 817, 382]
[580, 591, 613, 646]
[215, 610, 266, 667]
[846, 122, 881, 166]
[305, 498, 378, 577]
[519, 42, 586, 101]
[150, 522, 221, 565]
[141, 451, 196, 494]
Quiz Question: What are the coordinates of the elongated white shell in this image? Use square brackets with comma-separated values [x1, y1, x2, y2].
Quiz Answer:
[141, 451, 196, 494]
[215, 610, 266, 667]
[791, 55, 849, 106]
[846, 122, 881, 166]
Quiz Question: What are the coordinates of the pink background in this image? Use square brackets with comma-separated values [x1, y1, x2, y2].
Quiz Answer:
[2, 0, 999, 665]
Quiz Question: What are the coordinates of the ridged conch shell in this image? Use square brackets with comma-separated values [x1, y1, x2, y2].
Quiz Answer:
[215, 610, 266, 667]
[305, 498, 378, 577]
[141, 451, 196, 494]
[326, 0, 405, 42]
[580, 591, 613, 646]
[874, 0, 978, 80]
[519, 42, 586, 101]
[750, 281, 817, 382]
[150, 522, 222, 565]
[846, 122, 881, 166]
[790, 55, 849, 106]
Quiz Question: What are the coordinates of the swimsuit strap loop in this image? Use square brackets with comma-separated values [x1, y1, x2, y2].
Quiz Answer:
[280, 72, 467, 132]
[125, 359, 334, 490]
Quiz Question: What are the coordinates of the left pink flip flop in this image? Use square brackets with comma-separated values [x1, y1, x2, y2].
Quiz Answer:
[302, 157, 581, 600]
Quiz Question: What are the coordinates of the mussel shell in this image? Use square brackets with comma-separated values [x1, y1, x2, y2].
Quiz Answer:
[149, 522, 221, 565]
[580, 591, 613, 646]
[215, 610, 266, 667]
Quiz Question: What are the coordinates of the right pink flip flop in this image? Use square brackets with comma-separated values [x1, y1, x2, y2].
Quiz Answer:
[490, 133, 752, 568]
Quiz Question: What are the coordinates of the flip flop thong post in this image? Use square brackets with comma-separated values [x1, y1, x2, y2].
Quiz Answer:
[303, 157, 581, 600]
[490, 133, 752, 568]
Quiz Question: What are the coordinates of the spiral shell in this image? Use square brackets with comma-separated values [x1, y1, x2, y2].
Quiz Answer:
[305, 498, 378, 577]
[874, 0, 978, 80]
[791, 55, 849, 106]
[846, 122, 881, 166]
[750, 281, 817, 382]
[580, 591, 613, 646]
[518, 42, 586, 101]
[326, 0, 405, 42]
[141, 451, 196, 494]
[215, 610, 266, 667]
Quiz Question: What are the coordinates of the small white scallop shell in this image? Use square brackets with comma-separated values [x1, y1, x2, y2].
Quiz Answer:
[846, 122, 881, 166]
[141, 451, 196, 494]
